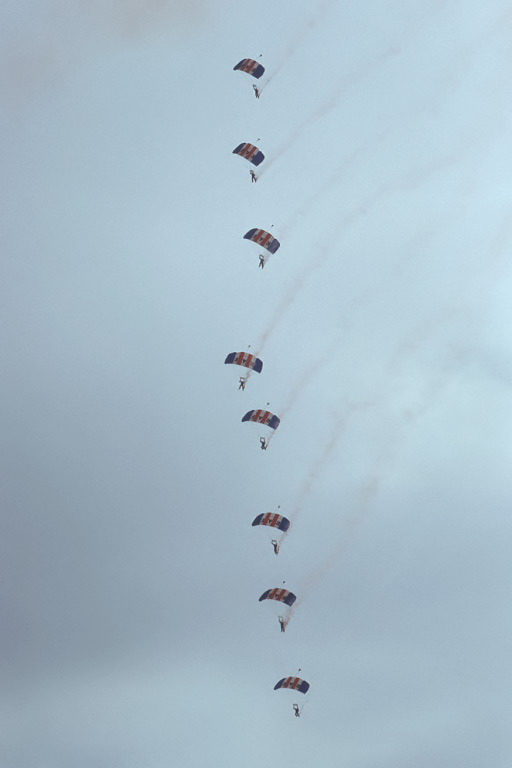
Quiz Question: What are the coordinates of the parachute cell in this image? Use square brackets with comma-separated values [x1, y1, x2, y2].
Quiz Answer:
[274, 677, 310, 694]
[225, 352, 263, 373]
[242, 410, 280, 430]
[244, 229, 280, 255]
[234, 59, 265, 79]
[259, 588, 296, 607]
[233, 143, 265, 167]
[252, 512, 290, 531]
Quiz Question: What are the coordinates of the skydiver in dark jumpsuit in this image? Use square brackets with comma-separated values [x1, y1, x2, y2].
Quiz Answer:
[253, 84, 260, 98]
[260, 437, 267, 450]
[259, 255, 265, 269]
[250, 169, 258, 182]
[239, 377, 246, 390]
[293, 704, 300, 717]
[272, 539, 279, 555]
[279, 616, 286, 632]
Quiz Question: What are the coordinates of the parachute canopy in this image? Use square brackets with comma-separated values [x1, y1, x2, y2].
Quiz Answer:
[225, 352, 263, 373]
[252, 511, 290, 532]
[259, 588, 296, 607]
[242, 409, 280, 430]
[233, 143, 265, 167]
[234, 59, 265, 79]
[274, 677, 310, 694]
[244, 229, 280, 255]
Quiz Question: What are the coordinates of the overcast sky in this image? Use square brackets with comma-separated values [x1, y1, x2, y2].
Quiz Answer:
[2, 1, 512, 766]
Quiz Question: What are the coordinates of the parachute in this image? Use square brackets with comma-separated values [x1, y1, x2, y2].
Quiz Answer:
[252, 511, 290, 532]
[242, 410, 280, 430]
[274, 677, 310, 694]
[259, 588, 296, 607]
[225, 352, 263, 373]
[244, 229, 280, 255]
[234, 59, 265, 79]
[233, 143, 265, 167]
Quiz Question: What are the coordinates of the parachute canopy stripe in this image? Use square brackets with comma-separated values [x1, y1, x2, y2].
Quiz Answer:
[259, 588, 296, 606]
[252, 512, 290, 531]
[274, 677, 310, 694]
[244, 229, 280, 254]
[233, 143, 265, 167]
[242, 410, 280, 430]
[233, 59, 265, 79]
[224, 352, 263, 373]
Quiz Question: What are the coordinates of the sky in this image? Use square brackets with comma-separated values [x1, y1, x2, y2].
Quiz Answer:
[2, 1, 512, 766]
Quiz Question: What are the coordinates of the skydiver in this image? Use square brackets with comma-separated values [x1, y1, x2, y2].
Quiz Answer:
[271, 539, 279, 555]
[260, 437, 267, 450]
[278, 616, 286, 633]
[253, 84, 260, 98]
[293, 704, 300, 717]
[259, 255, 265, 269]
[250, 169, 258, 183]
[239, 377, 246, 390]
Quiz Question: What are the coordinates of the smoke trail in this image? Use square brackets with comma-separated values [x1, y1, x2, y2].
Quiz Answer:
[263, 335, 347, 449]
[260, 0, 336, 94]
[284, 201, 512, 619]
[278, 398, 376, 558]
[251, 23, 491, 358]
[277, 129, 389, 240]
[255, 145, 460, 364]
[260, 46, 399, 177]
[253, 256, 326, 358]
[292, 462, 385, 612]
[290, 337, 474, 618]
[260, 0, 491, 178]
[278, 415, 345, 547]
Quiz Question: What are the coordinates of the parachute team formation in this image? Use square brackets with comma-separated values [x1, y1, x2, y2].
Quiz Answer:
[227, 57, 310, 717]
